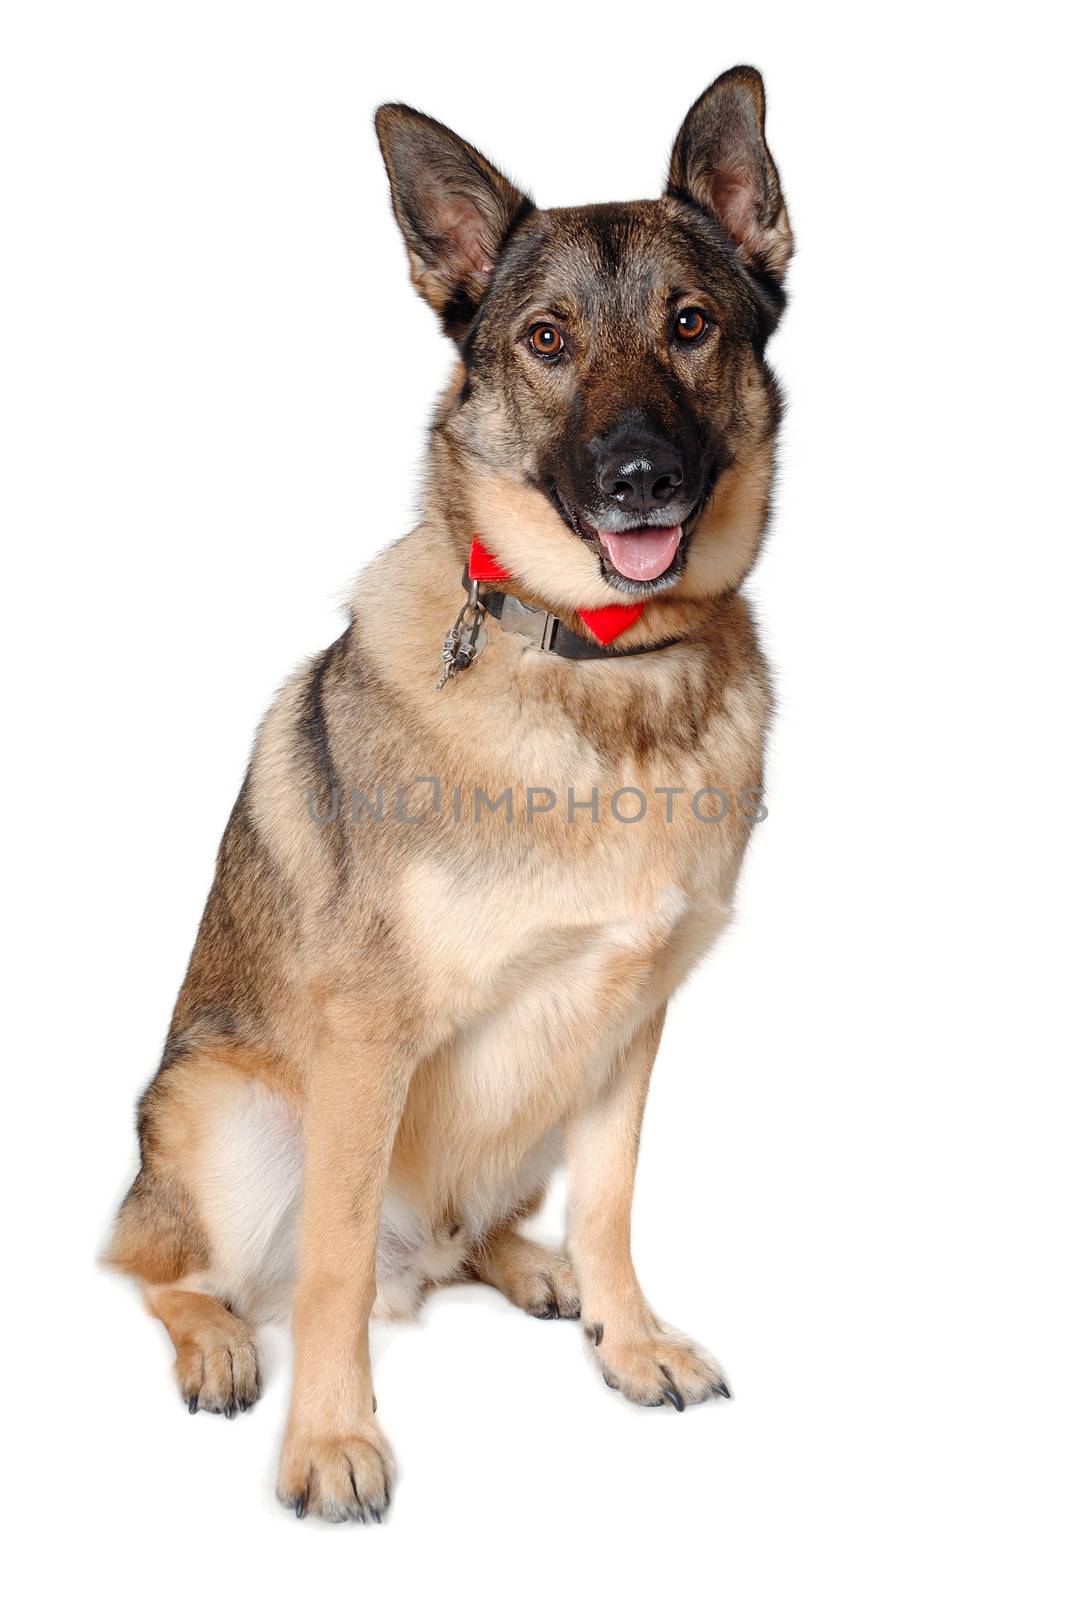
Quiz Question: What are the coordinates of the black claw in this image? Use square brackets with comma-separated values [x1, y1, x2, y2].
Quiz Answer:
[370, 1506, 382, 1524]
[603, 1372, 619, 1391]
[348, 1470, 364, 1519]
[535, 1272, 561, 1319]
[585, 1321, 604, 1346]
[294, 1494, 307, 1520]
[660, 1365, 685, 1411]
[237, 1396, 248, 1412]
[713, 1379, 732, 1400]
[187, 1395, 199, 1414]
[224, 1404, 237, 1420]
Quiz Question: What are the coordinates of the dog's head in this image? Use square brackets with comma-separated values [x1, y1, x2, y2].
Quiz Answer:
[376, 68, 791, 612]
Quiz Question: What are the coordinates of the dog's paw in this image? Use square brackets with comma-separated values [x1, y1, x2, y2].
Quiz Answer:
[176, 1323, 261, 1418]
[590, 1326, 730, 1411]
[475, 1235, 581, 1320]
[277, 1426, 393, 1523]
[512, 1250, 582, 1321]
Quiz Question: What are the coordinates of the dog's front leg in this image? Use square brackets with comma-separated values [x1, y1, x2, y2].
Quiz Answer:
[565, 1007, 731, 1411]
[277, 1002, 414, 1522]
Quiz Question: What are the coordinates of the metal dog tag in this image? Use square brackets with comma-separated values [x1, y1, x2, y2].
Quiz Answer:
[437, 583, 488, 689]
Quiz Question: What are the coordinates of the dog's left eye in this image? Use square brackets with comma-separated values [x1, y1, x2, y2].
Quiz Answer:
[674, 308, 710, 344]
[528, 323, 565, 361]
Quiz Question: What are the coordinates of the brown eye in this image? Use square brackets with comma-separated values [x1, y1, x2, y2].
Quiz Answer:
[528, 323, 564, 360]
[674, 307, 709, 344]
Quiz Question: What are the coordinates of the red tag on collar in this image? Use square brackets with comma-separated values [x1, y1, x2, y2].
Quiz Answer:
[468, 537, 511, 583]
[468, 537, 645, 644]
[576, 602, 645, 644]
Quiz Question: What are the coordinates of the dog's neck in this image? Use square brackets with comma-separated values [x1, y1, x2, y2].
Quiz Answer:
[353, 516, 756, 744]
[458, 539, 690, 663]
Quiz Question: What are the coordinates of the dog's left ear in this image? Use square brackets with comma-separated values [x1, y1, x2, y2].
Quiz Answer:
[375, 104, 533, 336]
[668, 66, 793, 283]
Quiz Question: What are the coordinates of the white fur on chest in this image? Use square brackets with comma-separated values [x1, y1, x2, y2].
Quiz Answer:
[398, 847, 724, 1136]
[402, 848, 694, 1014]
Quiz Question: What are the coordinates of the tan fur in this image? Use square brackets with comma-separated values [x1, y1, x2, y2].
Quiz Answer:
[147, 1285, 262, 1416]
[471, 1223, 581, 1319]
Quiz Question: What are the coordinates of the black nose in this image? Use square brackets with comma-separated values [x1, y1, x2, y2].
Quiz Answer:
[596, 443, 685, 516]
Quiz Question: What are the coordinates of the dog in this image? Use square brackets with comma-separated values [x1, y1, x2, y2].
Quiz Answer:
[107, 65, 792, 1522]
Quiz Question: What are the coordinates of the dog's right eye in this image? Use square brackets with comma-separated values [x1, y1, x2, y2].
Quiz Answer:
[528, 323, 565, 361]
[674, 307, 710, 344]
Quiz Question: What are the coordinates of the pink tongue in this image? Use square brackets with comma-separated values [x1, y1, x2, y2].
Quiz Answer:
[600, 525, 682, 581]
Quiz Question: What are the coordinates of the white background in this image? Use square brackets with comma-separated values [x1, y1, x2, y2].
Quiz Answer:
[2, 3, 1063, 1595]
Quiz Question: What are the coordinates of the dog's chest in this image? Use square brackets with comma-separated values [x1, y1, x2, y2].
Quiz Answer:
[400, 845, 709, 1140]
[392, 643, 763, 1093]
[384, 652, 765, 1153]
[399, 782, 738, 1045]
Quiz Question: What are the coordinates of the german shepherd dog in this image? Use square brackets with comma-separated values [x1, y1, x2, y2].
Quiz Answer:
[107, 66, 792, 1521]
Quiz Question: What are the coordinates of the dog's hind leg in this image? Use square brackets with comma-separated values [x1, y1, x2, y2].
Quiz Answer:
[106, 1046, 303, 1416]
[469, 1222, 581, 1319]
[145, 1284, 261, 1416]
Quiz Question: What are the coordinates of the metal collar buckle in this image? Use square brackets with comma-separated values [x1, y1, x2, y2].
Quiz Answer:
[498, 594, 559, 652]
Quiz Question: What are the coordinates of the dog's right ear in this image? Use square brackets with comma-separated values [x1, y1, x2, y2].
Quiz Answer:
[375, 105, 533, 337]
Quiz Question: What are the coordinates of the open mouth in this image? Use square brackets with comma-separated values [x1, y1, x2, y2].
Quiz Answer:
[546, 483, 694, 592]
[597, 524, 683, 583]
[542, 477, 722, 594]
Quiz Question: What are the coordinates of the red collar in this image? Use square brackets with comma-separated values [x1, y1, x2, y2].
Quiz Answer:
[468, 537, 644, 647]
